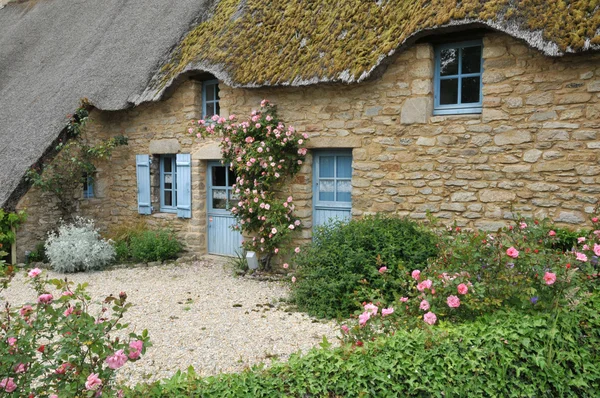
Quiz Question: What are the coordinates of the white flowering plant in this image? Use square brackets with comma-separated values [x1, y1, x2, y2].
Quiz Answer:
[194, 100, 308, 269]
[45, 217, 115, 273]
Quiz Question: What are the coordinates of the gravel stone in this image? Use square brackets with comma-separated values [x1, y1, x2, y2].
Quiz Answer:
[1, 256, 339, 387]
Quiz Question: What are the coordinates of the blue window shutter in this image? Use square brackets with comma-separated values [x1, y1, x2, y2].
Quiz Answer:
[176, 153, 192, 218]
[136, 155, 152, 215]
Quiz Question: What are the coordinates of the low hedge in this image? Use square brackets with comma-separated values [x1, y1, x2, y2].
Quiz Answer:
[126, 296, 600, 397]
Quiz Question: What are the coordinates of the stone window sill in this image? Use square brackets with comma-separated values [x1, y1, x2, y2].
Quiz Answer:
[152, 212, 178, 219]
[430, 114, 481, 123]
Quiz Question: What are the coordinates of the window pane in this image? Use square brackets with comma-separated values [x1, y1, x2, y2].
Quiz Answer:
[228, 168, 236, 187]
[319, 156, 335, 178]
[336, 156, 352, 178]
[163, 157, 172, 173]
[319, 179, 335, 201]
[229, 190, 240, 201]
[461, 46, 481, 74]
[205, 103, 215, 118]
[212, 166, 226, 187]
[461, 76, 481, 104]
[212, 189, 227, 209]
[336, 180, 352, 202]
[440, 78, 458, 105]
[439, 48, 458, 76]
[215, 102, 220, 116]
[205, 84, 215, 101]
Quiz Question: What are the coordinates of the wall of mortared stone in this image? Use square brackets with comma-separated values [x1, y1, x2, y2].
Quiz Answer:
[15, 32, 600, 260]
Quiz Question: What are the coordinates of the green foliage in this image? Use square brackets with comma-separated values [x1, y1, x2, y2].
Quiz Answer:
[0, 209, 27, 247]
[119, 229, 183, 263]
[289, 215, 438, 319]
[26, 100, 128, 217]
[195, 101, 308, 269]
[229, 250, 249, 275]
[126, 296, 600, 397]
[27, 241, 48, 264]
[1, 270, 150, 396]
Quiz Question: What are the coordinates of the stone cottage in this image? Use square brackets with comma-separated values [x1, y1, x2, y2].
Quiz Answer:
[1, 0, 600, 260]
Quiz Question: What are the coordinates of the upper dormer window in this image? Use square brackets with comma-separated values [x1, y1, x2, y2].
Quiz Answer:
[202, 79, 220, 119]
[434, 40, 483, 115]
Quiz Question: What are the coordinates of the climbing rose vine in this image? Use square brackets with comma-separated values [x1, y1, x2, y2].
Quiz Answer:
[193, 100, 309, 268]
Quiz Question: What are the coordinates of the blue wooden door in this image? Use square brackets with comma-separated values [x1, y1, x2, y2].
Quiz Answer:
[313, 151, 352, 229]
[207, 162, 243, 256]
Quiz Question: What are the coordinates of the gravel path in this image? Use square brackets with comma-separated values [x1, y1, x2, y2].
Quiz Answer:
[1, 257, 339, 387]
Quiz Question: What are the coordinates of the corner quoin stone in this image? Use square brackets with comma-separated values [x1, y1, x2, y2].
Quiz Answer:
[401, 97, 432, 124]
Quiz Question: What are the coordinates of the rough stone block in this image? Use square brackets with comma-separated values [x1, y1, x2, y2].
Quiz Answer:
[451, 192, 477, 202]
[525, 92, 553, 105]
[482, 109, 509, 122]
[587, 80, 600, 92]
[400, 97, 432, 124]
[555, 211, 586, 224]
[480, 189, 516, 202]
[494, 130, 532, 145]
[556, 93, 592, 104]
[149, 139, 181, 154]
[528, 111, 557, 122]
[537, 130, 569, 141]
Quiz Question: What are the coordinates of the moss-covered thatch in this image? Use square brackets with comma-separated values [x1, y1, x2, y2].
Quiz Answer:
[157, 0, 600, 88]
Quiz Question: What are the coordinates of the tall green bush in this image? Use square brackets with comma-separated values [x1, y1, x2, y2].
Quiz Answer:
[289, 215, 438, 318]
[128, 230, 182, 263]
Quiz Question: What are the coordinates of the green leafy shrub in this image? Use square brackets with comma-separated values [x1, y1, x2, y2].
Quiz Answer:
[126, 296, 600, 397]
[45, 218, 115, 273]
[128, 230, 182, 263]
[27, 242, 48, 264]
[289, 215, 438, 318]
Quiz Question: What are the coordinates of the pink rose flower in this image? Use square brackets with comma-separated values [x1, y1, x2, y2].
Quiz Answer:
[419, 300, 430, 311]
[594, 244, 600, 256]
[544, 272, 557, 285]
[506, 247, 519, 258]
[14, 363, 26, 373]
[378, 266, 387, 274]
[358, 311, 371, 326]
[283, 263, 289, 269]
[28, 268, 42, 278]
[37, 293, 53, 304]
[341, 325, 349, 333]
[423, 312, 437, 325]
[411, 270, 421, 280]
[128, 340, 144, 360]
[7, 337, 16, 346]
[519, 222, 527, 229]
[85, 373, 102, 390]
[291, 276, 297, 283]
[50, 395, 58, 398]
[64, 307, 74, 317]
[271, 228, 277, 234]
[382, 307, 394, 317]
[583, 244, 590, 251]
[399, 297, 408, 302]
[576, 252, 588, 262]
[578, 237, 586, 244]
[19, 305, 33, 317]
[0, 378, 16, 393]
[295, 247, 300, 254]
[106, 349, 128, 370]
[364, 303, 378, 316]
[447, 295, 461, 308]
[422, 279, 432, 289]
[62, 291, 73, 296]
[287, 196, 293, 203]
[548, 230, 556, 237]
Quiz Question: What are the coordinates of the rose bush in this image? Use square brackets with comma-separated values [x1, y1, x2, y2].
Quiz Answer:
[0, 269, 150, 397]
[194, 100, 308, 269]
[341, 217, 599, 344]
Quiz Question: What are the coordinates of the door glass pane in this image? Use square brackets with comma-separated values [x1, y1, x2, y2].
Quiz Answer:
[212, 189, 227, 209]
[440, 78, 458, 105]
[206, 103, 215, 118]
[229, 190, 240, 202]
[212, 166, 226, 187]
[164, 191, 172, 207]
[319, 180, 335, 201]
[336, 156, 352, 178]
[461, 76, 481, 104]
[461, 46, 481, 74]
[215, 102, 220, 116]
[319, 156, 335, 178]
[439, 48, 458, 76]
[205, 84, 215, 101]
[228, 168, 236, 187]
[336, 180, 352, 202]
[163, 157, 172, 173]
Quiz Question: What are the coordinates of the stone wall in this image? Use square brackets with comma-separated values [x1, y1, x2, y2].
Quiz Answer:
[15, 32, 600, 260]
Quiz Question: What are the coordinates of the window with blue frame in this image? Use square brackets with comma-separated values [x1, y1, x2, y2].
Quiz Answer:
[314, 152, 352, 206]
[160, 155, 177, 212]
[434, 40, 483, 115]
[82, 174, 94, 199]
[202, 80, 220, 119]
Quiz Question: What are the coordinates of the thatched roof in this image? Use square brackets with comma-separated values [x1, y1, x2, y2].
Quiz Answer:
[1, 0, 599, 209]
